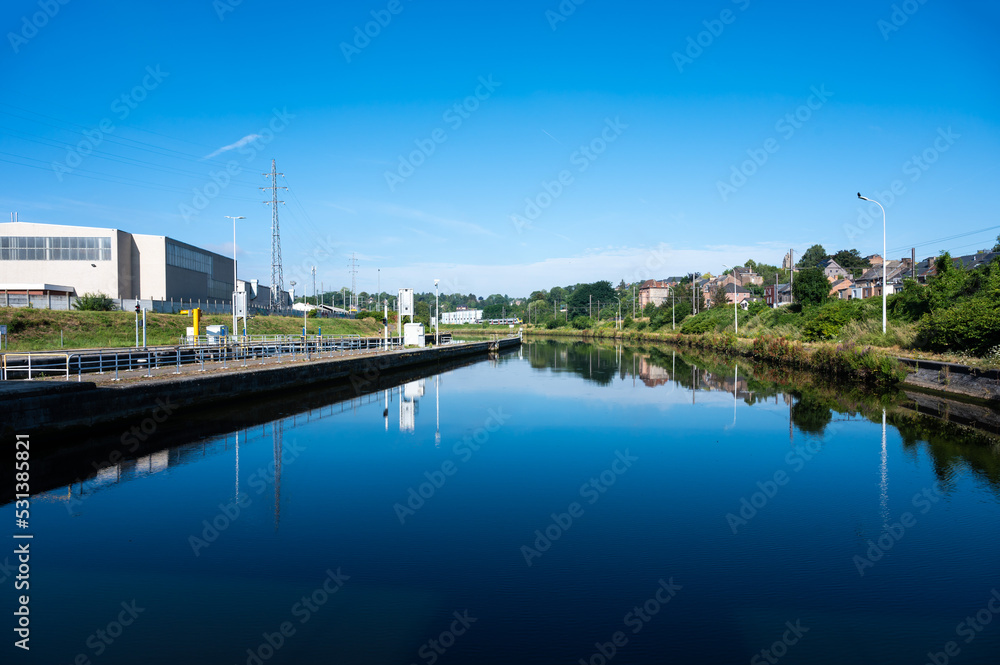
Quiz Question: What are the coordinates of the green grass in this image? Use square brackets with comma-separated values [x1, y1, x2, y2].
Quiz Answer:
[0, 309, 384, 351]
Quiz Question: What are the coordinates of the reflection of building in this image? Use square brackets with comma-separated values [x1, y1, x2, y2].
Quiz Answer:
[638, 356, 672, 387]
[399, 380, 425, 432]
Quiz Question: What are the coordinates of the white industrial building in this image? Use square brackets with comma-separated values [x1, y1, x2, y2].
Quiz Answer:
[441, 308, 483, 324]
[0, 220, 290, 310]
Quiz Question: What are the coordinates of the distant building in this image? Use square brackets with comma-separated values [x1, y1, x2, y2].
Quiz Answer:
[637, 280, 674, 308]
[819, 258, 849, 281]
[442, 309, 483, 324]
[764, 283, 792, 307]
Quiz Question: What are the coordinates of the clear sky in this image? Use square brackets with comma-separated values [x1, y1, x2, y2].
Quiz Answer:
[2, 0, 998, 298]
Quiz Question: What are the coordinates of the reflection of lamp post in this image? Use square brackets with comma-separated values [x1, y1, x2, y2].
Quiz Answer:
[721, 264, 738, 335]
[224, 215, 245, 339]
[858, 192, 887, 333]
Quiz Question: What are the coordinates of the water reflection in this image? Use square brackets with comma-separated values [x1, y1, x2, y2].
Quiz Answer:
[524, 337, 1000, 496]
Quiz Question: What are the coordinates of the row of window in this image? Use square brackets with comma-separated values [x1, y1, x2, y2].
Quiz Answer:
[0, 236, 112, 261]
[166, 243, 213, 275]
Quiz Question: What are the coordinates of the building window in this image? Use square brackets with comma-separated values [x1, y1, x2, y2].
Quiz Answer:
[0, 236, 111, 261]
[166, 243, 213, 275]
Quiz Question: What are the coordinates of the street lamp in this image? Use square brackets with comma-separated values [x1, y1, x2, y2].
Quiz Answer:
[224, 215, 245, 340]
[721, 264, 738, 335]
[858, 192, 887, 334]
[434, 279, 440, 345]
[666, 286, 675, 330]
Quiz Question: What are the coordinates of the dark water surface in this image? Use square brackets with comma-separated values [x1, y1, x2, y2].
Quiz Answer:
[10, 340, 1000, 664]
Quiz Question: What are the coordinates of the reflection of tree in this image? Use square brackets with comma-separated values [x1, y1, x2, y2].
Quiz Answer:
[790, 392, 834, 435]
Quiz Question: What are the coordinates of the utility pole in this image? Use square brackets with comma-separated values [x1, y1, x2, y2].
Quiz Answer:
[261, 159, 286, 311]
[589, 295, 592, 319]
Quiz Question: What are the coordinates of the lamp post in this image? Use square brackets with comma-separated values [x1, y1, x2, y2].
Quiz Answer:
[858, 192, 887, 334]
[434, 279, 439, 345]
[721, 264, 737, 335]
[224, 215, 245, 340]
[666, 287, 675, 330]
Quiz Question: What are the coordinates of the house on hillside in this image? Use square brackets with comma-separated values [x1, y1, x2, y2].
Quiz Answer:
[764, 282, 793, 307]
[819, 258, 849, 281]
[637, 279, 674, 308]
[829, 277, 853, 300]
[851, 261, 910, 299]
[721, 283, 751, 306]
[732, 266, 764, 287]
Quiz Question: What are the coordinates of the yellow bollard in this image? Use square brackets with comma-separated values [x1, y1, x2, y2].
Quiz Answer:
[180, 308, 202, 344]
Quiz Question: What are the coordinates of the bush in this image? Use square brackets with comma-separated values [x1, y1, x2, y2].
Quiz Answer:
[680, 313, 716, 335]
[571, 316, 593, 330]
[73, 292, 116, 311]
[545, 318, 561, 330]
[918, 298, 1000, 356]
[635, 320, 648, 331]
[802, 300, 856, 341]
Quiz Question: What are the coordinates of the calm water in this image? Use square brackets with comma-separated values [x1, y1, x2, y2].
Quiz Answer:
[11, 340, 1000, 664]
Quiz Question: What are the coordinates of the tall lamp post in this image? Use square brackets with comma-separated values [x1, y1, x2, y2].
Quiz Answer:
[721, 264, 738, 335]
[858, 192, 887, 334]
[666, 287, 675, 330]
[434, 279, 440, 345]
[224, 215, 245, 340]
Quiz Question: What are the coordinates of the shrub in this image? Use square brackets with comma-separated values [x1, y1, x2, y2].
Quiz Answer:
[571, 316, 592, 330]
[918, 298, 1000, 356]
[545, 318, 561, 330]
[73, 292, 116, 311]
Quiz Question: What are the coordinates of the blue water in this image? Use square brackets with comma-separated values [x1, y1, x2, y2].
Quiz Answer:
[10, 341, 1000, 664]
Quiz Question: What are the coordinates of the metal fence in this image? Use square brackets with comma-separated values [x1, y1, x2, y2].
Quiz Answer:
[1, 334, 405, 381]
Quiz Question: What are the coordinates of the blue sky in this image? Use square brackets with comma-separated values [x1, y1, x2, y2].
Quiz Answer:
[2, 0, 998, 297]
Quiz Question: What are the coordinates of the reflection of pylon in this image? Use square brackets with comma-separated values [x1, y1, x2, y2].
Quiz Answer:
[273, 420, 283, 530]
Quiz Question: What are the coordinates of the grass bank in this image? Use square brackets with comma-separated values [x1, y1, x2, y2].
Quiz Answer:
[0, 309, 383, 351]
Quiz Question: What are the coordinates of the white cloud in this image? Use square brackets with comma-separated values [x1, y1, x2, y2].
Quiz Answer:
[203, 134, 262, 159]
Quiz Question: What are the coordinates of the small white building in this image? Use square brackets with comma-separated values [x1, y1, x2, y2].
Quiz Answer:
[441, 308, 483, 324]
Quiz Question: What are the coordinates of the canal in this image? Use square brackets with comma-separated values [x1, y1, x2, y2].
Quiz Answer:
[9, 339, 1000, 664]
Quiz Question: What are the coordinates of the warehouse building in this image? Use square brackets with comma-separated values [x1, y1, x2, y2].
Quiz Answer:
[0, 220, 289, 309]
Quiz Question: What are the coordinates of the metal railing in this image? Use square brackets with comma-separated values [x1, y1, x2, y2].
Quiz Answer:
[1, 334, 408, 382]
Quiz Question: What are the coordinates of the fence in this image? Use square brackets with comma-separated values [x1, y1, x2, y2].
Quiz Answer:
[1, 334, 405, 381]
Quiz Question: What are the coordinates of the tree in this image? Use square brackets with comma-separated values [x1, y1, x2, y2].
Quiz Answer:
[797, 244, 828, 269]
[992, 234, 1000, 252]
[792, 267, 830, 306]
[830, 248, 871, 277]
[568, 280, 616, 315]
[711, 285, 728, 309]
